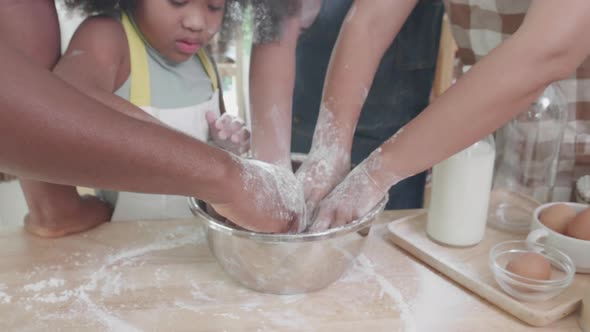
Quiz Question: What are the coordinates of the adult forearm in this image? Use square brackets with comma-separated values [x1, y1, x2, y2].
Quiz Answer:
[375, 43, 545, 186]
[65, 82, 161, 125]
[0, 0, 60, 69]
[370, 0, 590, 189]
[0, 44, 236, 203]
[249, 17, 300, 169]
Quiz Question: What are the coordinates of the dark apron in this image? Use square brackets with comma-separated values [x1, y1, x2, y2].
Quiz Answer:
[292, 0, 444, 209]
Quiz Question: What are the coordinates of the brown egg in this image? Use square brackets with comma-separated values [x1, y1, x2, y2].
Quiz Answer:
[539, 204, 577, 234]
[506, 252, 552, 281]
[566, 207, 590, 240]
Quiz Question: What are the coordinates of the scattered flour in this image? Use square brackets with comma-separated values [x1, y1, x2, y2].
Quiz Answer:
[154, 268, 171, 282]
[14, 225, 204, 330]
[31, 292, 72, 304]
[23, 278, 65, 292]
[259, 309, 310, 330]
[0, 284, 12, 304]
[279, 294, 306, 305]
[78, 291, 142, 332]
[174, 300, 203, 313]
[7, 220, 420, 331]
[100, 272, 122, 296]
[190, 281, 215, 302]
[356, 254, 416, 332]
[215, 312, 240, 320]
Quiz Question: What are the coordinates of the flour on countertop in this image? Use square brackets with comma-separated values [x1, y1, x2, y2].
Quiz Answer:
[3, 221, 420, 331]
[356, 254, 416, 332]
[7, 225, 205, 330]
[0, 284, 11, 304]
[23, 278, 65, 292]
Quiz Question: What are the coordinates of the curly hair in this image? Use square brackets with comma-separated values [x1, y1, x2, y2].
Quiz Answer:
[242, 0, 301, 43]
[62, 0, 134, 14]
[61, 0, 301, 43]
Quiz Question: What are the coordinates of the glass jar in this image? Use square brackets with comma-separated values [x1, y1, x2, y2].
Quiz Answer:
[426, 135, 496, 247]
[488, 84, 568, 233]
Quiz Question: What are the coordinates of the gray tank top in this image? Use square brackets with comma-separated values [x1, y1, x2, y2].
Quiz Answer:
[115, 12, 213, 108]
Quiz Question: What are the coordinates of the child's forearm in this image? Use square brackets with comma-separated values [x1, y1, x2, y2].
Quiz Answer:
[315, 0, 418, 151]
[366, 0, 590, 191]
[249, 16, 300, 169]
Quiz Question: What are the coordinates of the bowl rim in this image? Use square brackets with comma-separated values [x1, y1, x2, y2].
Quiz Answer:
[489, 240, 576, 288]
[188, 196, 388, 243]
[532, 201, 590, 245]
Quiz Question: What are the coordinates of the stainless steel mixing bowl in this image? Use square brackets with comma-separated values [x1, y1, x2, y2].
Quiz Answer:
[188, 194, 387, 295]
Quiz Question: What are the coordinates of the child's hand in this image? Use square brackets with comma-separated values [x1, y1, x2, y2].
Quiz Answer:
[310, 162, 386, 232]
[206, 111, 250, 155]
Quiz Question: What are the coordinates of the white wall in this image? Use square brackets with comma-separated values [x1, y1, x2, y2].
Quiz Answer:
[56, 2, 86, 53]
[0, 182, 27, 228]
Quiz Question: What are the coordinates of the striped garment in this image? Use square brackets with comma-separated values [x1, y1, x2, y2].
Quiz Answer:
[444, 0, 590, 200]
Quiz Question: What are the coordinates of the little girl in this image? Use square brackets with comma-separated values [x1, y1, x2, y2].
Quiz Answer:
[24, 0, 250, 236]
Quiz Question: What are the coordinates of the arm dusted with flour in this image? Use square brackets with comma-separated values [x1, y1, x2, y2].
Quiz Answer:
[249, 16, 301, 170]
[313, 0, 590, 230]
[296, 0, 418, 218]
[249, 0, 323, 170]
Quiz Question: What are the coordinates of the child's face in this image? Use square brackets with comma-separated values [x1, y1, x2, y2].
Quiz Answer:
[134, 0, 225, 63]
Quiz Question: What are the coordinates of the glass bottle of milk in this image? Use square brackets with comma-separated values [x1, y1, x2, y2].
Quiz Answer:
[426, 135, 496, 247]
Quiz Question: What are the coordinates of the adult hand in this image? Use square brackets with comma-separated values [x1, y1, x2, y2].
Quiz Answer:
[211, 158, 308, 233]
[206, 111, 250, 155]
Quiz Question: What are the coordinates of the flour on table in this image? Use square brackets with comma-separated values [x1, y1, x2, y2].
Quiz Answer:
[23, 278, 65, 292]
[8, 225, 204, 331]
[0, 284, 11, 304]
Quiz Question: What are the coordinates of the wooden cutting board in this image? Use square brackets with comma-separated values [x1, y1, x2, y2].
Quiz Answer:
[387, 212, 590, 327]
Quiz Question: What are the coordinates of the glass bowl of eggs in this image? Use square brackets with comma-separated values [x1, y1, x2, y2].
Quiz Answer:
[489, 240, 575, 302]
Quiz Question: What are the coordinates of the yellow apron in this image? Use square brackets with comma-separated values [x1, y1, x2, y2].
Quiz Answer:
[110, 13, 220, 221]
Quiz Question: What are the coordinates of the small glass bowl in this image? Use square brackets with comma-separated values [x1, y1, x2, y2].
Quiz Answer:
[489, 240, 575, 302]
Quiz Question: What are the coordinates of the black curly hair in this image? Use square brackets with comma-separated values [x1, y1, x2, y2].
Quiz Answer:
[62, 0, 134, 14]
[62, 0, 301, 43]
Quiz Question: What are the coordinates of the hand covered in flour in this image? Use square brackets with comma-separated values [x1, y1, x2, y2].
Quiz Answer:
[295, 143, 351, 217]
[206, 111, 250, 155]
[310, 160, 388, 232]
[210, 158, 308, 233]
